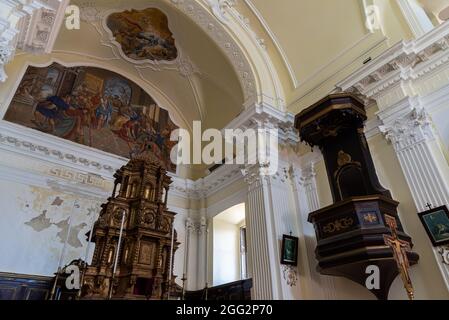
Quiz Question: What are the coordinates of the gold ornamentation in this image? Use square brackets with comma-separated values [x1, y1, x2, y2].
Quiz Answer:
[383, 215, 415, 300]
[337, 150, 352, 168]
[323, 217, 354, 234]
[82, 156, 177, 300]
[363, 213, 378, 223]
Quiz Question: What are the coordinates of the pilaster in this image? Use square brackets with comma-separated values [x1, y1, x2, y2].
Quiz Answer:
[235, 102, 302, 300]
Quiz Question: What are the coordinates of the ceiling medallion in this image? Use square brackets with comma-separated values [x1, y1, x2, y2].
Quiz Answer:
[106, 8, 178, 62]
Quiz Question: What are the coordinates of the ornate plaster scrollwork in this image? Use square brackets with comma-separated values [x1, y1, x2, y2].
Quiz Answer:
[186, 217, 208, 235]
[379, 108, 435, 151]
[206, 0, 237, 24]
[281, 265, 298, 287]
[439, 246, 449, 266]
[0, 42, 14, 81]
[0, 132, 119, 174]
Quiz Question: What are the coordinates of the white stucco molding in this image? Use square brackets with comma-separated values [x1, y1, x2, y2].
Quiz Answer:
[0, 120, 127, 177]
[397, 0, 435, 38]
[204, 0, 236, 25]
[0, 0, 69, 82]
[337, 20, 449, 103]
[224, 101, 299, 146]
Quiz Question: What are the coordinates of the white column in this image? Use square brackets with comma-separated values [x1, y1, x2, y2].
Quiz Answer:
[242, 159, 306, 300]
[224, 102, 300, 299]
[378, 97, 449, 290]
[397, 0, 435, 38]
[184, 217, 198, 291]
[243, 164, 280, 300]
[197, 214, 208, 289]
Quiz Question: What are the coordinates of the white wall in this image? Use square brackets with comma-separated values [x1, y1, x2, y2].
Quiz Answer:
[212, 219, 241, 286]
[0, 179, 103, 276]
[0, 123, 188, 281]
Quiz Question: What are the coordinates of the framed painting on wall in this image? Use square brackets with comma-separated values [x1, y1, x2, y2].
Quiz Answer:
[280, 234, 298, 266]
[418, 205, 449, 247]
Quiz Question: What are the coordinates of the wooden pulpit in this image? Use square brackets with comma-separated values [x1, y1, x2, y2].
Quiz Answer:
[295, 93, 419, 300]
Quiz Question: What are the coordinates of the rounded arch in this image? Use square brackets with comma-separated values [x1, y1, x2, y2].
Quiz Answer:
[3, 52, 190, 132]
[169, 0, 286, 111]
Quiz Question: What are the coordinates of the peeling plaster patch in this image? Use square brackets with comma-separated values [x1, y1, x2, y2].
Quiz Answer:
[51, 197, 64, 206]
[4, 182, 103, 276]
[53, 218, 87, 248]
[25, 210, 52, 232]
[22, 186, 102, 250]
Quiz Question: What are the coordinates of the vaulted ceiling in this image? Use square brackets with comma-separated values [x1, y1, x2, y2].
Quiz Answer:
[234, 0, 414, 112]
[57, 0, 245, 132]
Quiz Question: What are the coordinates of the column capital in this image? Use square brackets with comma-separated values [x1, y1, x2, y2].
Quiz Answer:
[377, 96, 435, 150]
[186, 216, 208, 235]
[241, 163, 268, 187]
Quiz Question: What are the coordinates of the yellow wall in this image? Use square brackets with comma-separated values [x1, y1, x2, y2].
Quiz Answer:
[244, 0, 414, 114]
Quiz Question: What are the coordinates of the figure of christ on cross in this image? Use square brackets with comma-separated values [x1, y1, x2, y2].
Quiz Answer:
[383, 214, 415, 300]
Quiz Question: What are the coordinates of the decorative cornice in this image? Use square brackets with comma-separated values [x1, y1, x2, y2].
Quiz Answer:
[224, 102, 299, 146]
[337, 21, 449, 99]
[0, 120, 126, 176]
[0, 119, 247, 203]
[170, 163, 243, 200]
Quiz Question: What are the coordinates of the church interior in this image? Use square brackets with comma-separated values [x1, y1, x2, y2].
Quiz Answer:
[2, 0, 449, 301]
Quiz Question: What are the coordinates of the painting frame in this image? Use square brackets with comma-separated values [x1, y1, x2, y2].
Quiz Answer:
[418, 205, 449, 247]
[280, 234, 299, 266]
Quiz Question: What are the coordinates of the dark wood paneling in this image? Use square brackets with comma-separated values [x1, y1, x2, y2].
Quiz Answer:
[0, 272, 52, 300]
[185, 279, 252, 301]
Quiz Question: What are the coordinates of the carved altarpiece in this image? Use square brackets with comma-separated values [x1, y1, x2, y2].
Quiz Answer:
[81, 153, 178, 300]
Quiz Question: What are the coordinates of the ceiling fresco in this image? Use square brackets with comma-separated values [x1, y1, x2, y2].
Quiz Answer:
[106, 8, 178, 62]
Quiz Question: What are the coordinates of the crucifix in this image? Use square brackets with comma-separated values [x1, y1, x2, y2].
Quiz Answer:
[383, 214, 415, 300]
